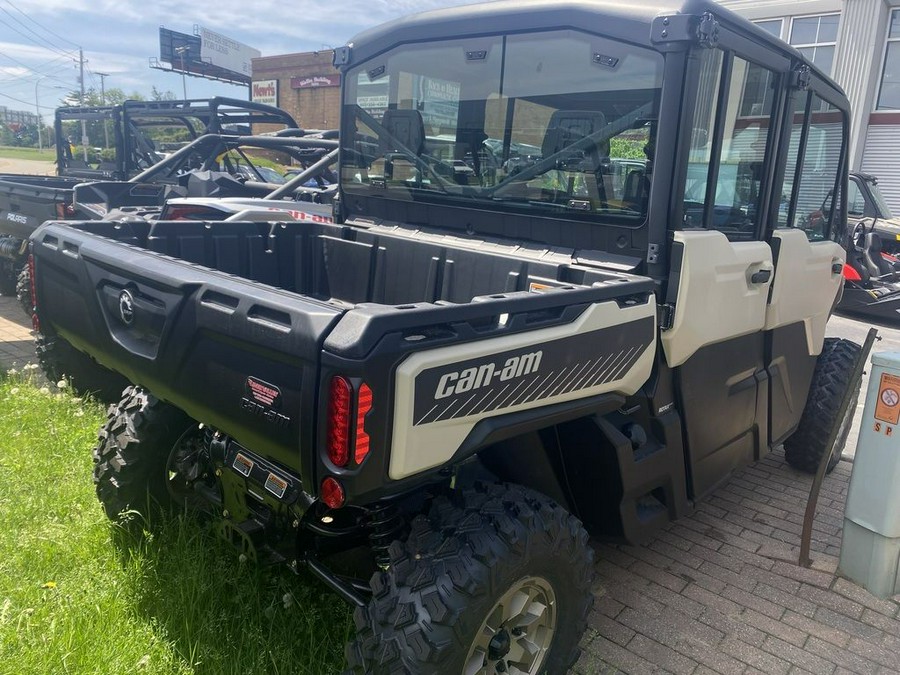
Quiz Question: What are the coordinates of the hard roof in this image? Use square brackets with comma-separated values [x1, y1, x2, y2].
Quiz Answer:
[341, 0, 841, 99]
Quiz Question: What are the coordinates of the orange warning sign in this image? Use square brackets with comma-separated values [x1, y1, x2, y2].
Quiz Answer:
[874, 372, 900, 425]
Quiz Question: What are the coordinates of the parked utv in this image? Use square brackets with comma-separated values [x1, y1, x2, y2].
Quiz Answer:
[29, 0, 861, 672]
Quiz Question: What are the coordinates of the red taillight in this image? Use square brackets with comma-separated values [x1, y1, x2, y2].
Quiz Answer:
[27, 253, 36, 312]
[355, 383, 373, 464]
[327, 376, 352, 467]
[320, 477, 345, 509]
[843, 264, 862, 281]
[163, 205, 221, 221]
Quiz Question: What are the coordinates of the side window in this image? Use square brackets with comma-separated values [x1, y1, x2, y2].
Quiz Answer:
[684, 51, 777, 241]
[788, 95, 844, 240]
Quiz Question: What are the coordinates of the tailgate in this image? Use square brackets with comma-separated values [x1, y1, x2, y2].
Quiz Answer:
[32, 222, 344, 468]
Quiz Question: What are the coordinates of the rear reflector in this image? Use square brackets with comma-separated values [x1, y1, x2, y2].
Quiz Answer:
[320, 477, 345, 509]
[355, 383, 373, 464]
[326, 376, 352, 467]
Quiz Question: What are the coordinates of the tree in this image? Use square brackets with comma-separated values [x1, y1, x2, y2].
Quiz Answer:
[150, 86, 178, 101]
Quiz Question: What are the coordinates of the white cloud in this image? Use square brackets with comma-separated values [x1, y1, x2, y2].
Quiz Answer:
[0, 0, 476, 110]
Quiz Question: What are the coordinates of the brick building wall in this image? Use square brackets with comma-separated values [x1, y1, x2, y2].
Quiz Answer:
[251, 51, 341, 133]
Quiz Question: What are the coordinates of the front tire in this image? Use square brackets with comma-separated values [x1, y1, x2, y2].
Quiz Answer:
[345, 482, 593, 674]
[93, 386, 198, 520]
[784, 338, 861, 474]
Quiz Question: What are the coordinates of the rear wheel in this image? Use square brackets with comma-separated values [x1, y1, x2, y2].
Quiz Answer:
[345, 482, 593, 674]
[784, 338, 861, 474]
[35, 333, 130, 403]
[93, 386, 202, 520]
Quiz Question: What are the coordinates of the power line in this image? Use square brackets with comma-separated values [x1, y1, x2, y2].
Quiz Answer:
[2, 0, 80, 50]
[0, 87, 46, 109]
[0, 54, 72, 83]
[0, 13, 77, 60]
[0, 49, 74, 86]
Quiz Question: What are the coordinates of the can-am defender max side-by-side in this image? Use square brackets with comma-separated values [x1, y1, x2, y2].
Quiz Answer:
[29, 0, 859, 672]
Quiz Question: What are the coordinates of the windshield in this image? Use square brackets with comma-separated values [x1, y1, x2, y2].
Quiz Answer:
[341, 30, 663, 223]
[866, 178, 894, 219]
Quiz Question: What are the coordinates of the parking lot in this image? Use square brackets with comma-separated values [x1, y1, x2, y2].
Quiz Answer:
[1, 294, 898, 673]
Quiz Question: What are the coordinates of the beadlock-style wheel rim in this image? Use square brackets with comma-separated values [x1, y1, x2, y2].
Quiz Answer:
[463, 575, 558, 675]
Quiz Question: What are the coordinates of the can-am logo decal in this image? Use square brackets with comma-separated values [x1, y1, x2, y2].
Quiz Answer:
[434, 351, 542, 399]
[412, 317, 655, 426]
[118, 290, 135, 325]
[241, 376, 291, 428]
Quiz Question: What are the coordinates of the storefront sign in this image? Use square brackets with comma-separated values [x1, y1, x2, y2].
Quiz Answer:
[251, 80, 278, 106]
[291, 74, 341, 89]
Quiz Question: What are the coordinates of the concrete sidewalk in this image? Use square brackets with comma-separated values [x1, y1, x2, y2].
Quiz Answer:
[1, 291, 898, 674]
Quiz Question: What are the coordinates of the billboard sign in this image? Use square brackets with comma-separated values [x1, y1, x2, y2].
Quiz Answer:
[199, 26, 260, 78]
[251, 80, 278, 106]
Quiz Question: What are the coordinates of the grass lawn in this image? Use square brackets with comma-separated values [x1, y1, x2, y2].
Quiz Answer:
[0, 146, 56, 162]
[0, 373, 351, 674]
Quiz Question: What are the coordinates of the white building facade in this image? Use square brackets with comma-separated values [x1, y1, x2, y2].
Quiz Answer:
[720, 0, 900, 210]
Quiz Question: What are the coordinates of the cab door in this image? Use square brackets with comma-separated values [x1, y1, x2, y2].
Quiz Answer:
[764, 86, 847, 444]
[662, 44, 789, 498]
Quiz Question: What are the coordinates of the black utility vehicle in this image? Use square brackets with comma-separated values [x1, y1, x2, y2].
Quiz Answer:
[2, 131, 336, 322]
[0, 98, 297, 303]
[29, 1, 861, 672]
[54, 97, 298, 180]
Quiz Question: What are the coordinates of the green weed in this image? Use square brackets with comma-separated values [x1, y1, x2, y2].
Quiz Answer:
[0, 374, 350, 674]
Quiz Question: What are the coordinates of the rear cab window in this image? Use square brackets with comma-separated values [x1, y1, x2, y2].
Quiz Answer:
[341, 30, 664, 226]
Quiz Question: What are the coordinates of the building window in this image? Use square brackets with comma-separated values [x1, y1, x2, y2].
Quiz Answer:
[789, 14, 839, 75]
[877, 9, 900, 110]
[755, 19, 784, 40]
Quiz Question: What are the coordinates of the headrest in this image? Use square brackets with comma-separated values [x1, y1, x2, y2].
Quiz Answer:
[380, 109, 425, 156]
[541, 110, 608, 161]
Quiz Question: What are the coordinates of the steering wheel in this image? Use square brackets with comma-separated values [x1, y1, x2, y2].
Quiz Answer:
[849, 219, 869, 251]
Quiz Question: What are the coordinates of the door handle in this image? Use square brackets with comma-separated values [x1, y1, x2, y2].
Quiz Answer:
[750, 269, 771, 284]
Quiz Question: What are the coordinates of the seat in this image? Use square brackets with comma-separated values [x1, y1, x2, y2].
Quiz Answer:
[379, 109, 426, 156]
[623, 167, 648, 210]
[863, 232, 896, 279]
[540, 111, 609, 205]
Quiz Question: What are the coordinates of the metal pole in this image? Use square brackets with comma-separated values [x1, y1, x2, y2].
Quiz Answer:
[34, 76, 45, 153]
[798, 328, 879, 567]
[79, 47, 88, 162]
[175, 46, 189, 99]
[97, 71, 110, 150]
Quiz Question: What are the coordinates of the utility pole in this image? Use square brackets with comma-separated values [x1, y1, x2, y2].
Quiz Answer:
[79, 47, 88, 161]
[34, 75, 45, 153]
[97, 71, 110, 150]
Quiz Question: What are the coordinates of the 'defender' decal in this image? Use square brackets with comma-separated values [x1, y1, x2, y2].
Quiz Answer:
[412, 316, 653, 426]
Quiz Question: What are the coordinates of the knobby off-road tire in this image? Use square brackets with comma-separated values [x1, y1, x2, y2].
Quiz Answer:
[93, 386, 196, 520]
[345, 482, 593, 675]
[15, 263, 30, 317]
[784, 338, 862, 474]
[35, 333, 130, 403]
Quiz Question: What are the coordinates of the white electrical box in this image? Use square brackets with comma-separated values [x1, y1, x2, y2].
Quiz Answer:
[839, 352, 900, 598]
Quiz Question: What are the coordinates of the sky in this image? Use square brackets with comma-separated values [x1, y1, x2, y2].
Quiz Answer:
[0, 0, 472, 124]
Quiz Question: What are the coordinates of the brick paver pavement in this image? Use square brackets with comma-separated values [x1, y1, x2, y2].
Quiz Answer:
[575, 452, 900, 674]
[0, 294, 35, 368]
[1, 281, 898, 674]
